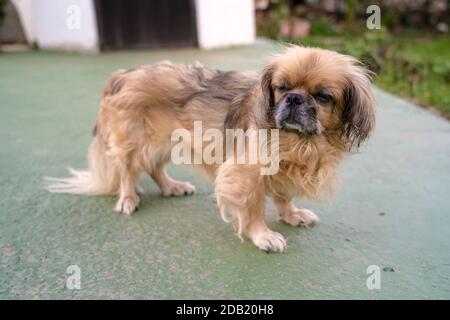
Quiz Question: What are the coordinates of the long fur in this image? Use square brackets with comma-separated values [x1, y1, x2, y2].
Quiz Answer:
[46, 136, 120, 195]
[46, 46, 376, 252]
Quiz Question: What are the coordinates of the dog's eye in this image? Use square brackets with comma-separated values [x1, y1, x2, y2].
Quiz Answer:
[276, 85, 288, 92]
[314, 93, 333, 104]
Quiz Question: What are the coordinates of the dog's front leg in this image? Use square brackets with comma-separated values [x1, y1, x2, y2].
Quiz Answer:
[272, 196, 319, 227]
[215, 162, 286, 253]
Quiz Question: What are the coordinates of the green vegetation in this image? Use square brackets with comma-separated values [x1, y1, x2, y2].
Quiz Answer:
[257, 0, 450, 115]
[293, 31, 450, 114]
[310, 18, 338, 36]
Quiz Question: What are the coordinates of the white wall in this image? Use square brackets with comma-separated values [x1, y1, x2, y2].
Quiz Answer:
[11, 0, 36, 43]
[32, 0, 99, 52]
[195, 0, 255, 49]
[12, 0, 255, 52]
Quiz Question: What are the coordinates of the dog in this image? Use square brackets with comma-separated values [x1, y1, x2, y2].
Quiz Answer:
[47, 45, 376, 253]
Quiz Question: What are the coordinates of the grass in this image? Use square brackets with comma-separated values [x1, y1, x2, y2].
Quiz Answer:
[288, 30, 450, 115]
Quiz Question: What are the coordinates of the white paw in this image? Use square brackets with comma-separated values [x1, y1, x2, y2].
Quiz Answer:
[281, 208, 319, 227]
[251, 230, 287, 253]
[161, 181, 196, 197]
[114, 195, 140, 215]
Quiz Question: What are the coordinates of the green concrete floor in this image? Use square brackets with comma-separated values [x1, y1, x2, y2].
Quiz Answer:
[1, 41, 450, 299]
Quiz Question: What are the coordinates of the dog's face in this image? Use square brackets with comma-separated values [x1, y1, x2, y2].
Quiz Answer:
[262, 46, 376, 149]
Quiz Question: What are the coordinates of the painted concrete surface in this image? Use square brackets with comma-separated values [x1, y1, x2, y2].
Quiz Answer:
[0, 41, 449, 299]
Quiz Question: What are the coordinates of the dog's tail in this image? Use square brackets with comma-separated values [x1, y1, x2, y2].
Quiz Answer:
[45, 135, 120, 195]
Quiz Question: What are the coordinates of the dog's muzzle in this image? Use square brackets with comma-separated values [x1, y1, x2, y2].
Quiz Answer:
[277, 93, 320, 137]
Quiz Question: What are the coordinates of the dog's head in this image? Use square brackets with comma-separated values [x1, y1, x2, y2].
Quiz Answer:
[262, 46, 376, 149]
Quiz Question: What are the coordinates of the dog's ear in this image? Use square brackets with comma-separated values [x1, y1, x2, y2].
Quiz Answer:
[342, 68, 376, 150]
[261, 64, 275, 107]
[225, 64, 275, 130]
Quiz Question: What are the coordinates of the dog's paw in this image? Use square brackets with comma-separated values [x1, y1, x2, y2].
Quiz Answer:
[114, 195, 140, 215]
[251, 230, 287, 253]
[281, 208, 319, 227]
[161, 181, 196, 197]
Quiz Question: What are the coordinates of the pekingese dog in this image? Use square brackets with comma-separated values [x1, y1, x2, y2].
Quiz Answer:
[47, 45, 375, 253]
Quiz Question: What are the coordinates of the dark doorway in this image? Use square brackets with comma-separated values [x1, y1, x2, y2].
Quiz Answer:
[94, 0, 198, 50]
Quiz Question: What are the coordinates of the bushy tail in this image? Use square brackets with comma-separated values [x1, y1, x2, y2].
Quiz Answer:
[45, 136, 120, 195]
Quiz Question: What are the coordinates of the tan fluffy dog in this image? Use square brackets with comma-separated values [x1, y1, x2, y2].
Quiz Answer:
[48, 46, 376, 253]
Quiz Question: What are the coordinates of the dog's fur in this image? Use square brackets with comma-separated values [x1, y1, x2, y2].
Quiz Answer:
[47, 46, 376, 252]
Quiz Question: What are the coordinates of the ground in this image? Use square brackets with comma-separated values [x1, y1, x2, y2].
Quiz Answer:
[1, 40, 449, 299]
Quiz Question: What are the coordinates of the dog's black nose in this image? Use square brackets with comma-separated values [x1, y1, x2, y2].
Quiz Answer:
[285, 93, 305, 106]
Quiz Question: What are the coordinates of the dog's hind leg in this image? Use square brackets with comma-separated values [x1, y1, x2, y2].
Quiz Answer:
[150, 163, 196, 197]
[111, 146, 141, 215]
[143, 147, 196, 197]
[272, 196, 319, 227]
[114, 166, 140, 215]
[114, 169, 140, 215]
